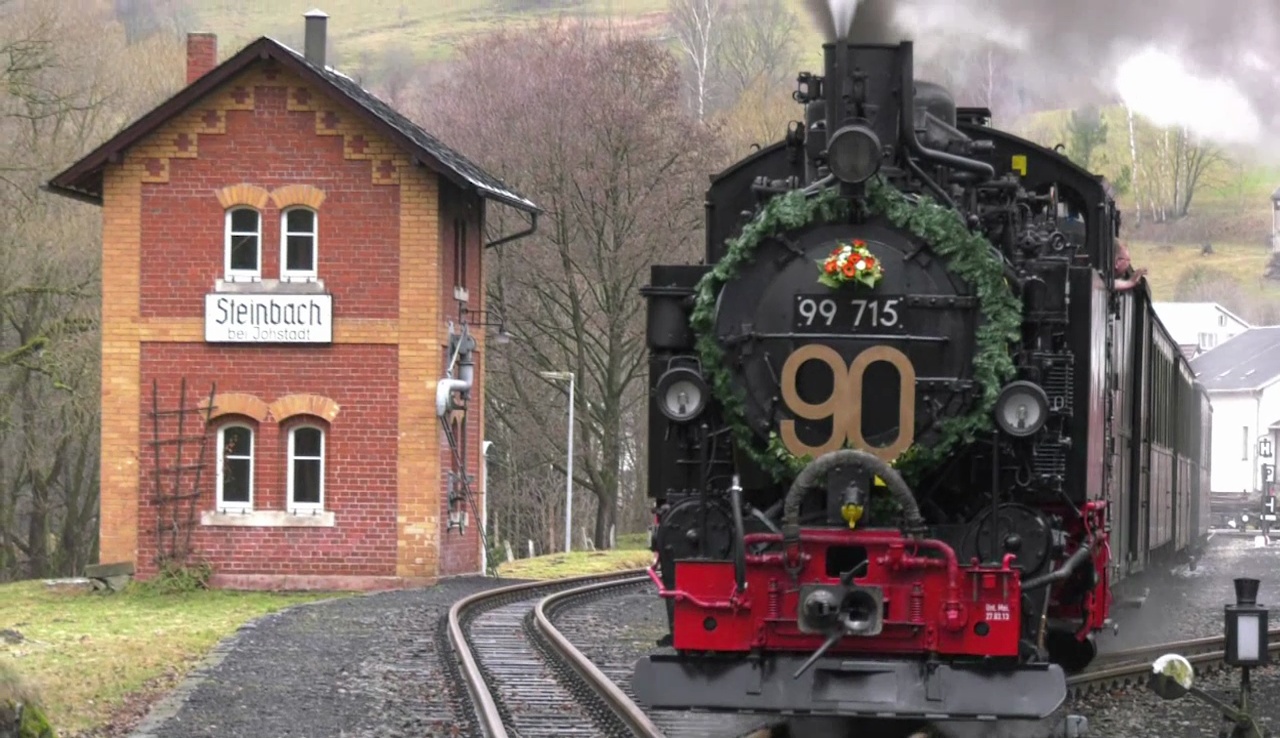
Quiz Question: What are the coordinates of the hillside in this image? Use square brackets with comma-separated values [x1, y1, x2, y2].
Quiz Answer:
[189, 0, 673, 61]
[183, 0, 1280, 318]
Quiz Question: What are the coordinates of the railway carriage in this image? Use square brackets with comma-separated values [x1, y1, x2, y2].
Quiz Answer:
[632, 37, 1210, 731]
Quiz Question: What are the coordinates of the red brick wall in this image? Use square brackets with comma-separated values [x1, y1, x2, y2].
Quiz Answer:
[136, 344, 399, 577]
[437, 188, 485, 575]
[101, 56, 495, 586]
[138, 83, 400, 320]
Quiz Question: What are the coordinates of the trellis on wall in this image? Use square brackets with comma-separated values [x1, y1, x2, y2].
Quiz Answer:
[148, 378, 217, 568]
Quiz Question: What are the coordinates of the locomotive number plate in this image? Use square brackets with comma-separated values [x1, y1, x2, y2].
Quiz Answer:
[793, 295, 905, 334]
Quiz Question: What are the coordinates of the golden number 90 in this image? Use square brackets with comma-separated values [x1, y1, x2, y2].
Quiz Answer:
[779, 344, 917, 461]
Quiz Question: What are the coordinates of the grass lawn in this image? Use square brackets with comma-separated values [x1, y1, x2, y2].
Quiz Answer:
[192, 0, 674, 63]
[496, 548, 653, 580]
[0, 580, 339, 736]
[1128, 240, 1280, 304]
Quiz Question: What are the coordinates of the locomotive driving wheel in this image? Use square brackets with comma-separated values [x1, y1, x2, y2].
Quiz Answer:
[1046, 628, 1098, 674]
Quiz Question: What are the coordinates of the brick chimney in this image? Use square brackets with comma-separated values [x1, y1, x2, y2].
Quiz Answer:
[186, 33, 218, 85]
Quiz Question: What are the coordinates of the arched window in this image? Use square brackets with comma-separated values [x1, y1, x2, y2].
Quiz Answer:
[225, 207, 261, 281]
[288, 424, 325, 512]
[217, 424, 254, 512]
[281, 207, 318, 281]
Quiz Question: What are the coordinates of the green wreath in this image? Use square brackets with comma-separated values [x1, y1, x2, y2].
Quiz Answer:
[689, 176, 1022, 486]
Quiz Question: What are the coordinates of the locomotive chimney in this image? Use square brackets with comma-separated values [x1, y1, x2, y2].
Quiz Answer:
[824, 42, 904, 166]
[304, 9, 328, 67]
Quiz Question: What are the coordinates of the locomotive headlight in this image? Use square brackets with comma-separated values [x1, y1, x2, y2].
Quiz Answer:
[994, 381, 1050, 437]
[656, 366, 708, 423]
[827, 124, 882, 184]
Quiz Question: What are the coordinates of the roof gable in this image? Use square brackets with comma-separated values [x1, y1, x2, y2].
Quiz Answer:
[1191, 325, 1280, 391]
[46, 37, 537, 214]
[1152, 301, 1251, 330]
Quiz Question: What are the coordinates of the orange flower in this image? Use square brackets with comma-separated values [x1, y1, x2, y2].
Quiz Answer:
[863, 256, 877, 271]
[825, 259, 838, 274]
[842, 261, 858, 277]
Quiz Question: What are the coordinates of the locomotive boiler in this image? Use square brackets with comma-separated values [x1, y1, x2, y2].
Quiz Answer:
[630, 38, 1140, 728]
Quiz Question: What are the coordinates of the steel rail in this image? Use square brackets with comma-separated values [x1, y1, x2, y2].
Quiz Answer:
[1067, 627, 1280, 698]
[446, 569, 649, 738]
[534, 575, 664, 737]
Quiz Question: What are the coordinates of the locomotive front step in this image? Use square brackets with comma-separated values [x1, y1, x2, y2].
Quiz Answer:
[633, 651, 1067, 721]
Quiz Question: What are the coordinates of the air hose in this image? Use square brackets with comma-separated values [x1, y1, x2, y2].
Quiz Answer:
[782, 449, 926, 545]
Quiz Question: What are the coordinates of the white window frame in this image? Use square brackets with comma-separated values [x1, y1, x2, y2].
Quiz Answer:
[280, 207, 319, 282]
[216, 424, 254, 513]
[224, 207, 262, 282]
[287, 424, 326, 513]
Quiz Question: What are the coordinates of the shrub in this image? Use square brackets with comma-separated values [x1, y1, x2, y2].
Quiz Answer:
[0, 661, 56, 738]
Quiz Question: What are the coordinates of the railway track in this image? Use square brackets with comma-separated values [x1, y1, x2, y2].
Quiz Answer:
[450, 569, 1279, 736]
[448, 569, 770, 738]
[1067, 627, 1280, 698]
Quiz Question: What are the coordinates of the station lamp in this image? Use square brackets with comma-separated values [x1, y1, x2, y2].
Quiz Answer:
[1225, 578, 1269, 668]
[1147, 578, 1270, 738]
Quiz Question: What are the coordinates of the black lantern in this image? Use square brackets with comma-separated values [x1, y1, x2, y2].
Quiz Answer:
[1225, 578, 1269, 668]
[1259, 437, 1273, 459]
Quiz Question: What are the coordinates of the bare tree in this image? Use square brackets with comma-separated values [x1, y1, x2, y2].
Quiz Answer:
[712, 72, 799, 156]
[1130, 116, 1227, 222]
[668, 0, 728, 121]
[0, 1, 185, 579]
[1126, 103, 1142, 225]
[715, 0, 800, 101]
[423, 23, 721, 549]
[1064, 106, 1107, 171]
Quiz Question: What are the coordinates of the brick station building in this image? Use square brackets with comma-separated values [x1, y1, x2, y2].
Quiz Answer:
[46, 13, 538, 589]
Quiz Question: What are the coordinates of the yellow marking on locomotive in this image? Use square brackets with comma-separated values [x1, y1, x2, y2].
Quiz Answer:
[1012, 155, 1028, 176]
[842, 502, 864, 530]
[873, 475, 887, 487]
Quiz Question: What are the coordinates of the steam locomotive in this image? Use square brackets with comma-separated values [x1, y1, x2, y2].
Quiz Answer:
[632, 39, 1211, 729]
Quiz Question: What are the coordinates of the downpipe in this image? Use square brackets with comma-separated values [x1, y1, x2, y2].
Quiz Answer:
[1023, 536, 1095, 591]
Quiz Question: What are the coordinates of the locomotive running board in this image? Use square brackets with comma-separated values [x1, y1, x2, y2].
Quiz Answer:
[632, 651, 1067, 721]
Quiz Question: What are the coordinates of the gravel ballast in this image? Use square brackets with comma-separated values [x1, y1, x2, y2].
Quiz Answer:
[123, 532, 1280, 738]
[127, 576, 517, 738]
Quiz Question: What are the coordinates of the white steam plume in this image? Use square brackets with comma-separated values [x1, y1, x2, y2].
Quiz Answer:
[799, 0, 1280, 150]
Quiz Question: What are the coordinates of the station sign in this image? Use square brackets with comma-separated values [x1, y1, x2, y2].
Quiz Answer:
[204, 293, 333, 344]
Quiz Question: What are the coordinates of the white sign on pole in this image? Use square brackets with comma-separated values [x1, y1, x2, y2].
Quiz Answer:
[204, 293, 333, 344]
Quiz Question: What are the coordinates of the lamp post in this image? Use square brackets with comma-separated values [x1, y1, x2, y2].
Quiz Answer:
[1148, 577, 1269, 738]
[481, 440, 493, 576]
[540, 370, 574, 554]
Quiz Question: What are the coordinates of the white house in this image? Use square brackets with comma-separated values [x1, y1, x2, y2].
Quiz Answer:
[1191, 326, 1280, 496]
[1153, 302, 1251, 359]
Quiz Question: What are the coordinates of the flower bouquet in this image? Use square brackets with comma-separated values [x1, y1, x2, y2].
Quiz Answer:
[817, 240, 883, 290]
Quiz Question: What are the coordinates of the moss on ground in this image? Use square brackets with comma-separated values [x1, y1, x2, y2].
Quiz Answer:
[0, 580, 340, 735]
[495, 549, 652, 580]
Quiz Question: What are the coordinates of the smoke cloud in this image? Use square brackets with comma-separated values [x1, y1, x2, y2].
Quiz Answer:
[803, 0, 1280, 151]
[803, 0, 906, 44]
